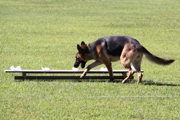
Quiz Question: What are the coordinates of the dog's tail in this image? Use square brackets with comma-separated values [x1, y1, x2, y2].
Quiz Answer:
[138, 46, 174, 65]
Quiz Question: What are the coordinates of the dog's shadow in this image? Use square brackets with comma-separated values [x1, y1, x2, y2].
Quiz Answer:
[83, 79, 180, 86]
[18, 78, 180, 86]
[73, 79, 180, 86]
[141, 80, 180, 86]
[125, 79, 180, 86]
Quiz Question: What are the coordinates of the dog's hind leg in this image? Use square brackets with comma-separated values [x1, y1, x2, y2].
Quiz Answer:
[132, 53, 143, 84]
[120, 44, 136, 83]
[121, 64, 134, 84]
[120, 56, 135, 83]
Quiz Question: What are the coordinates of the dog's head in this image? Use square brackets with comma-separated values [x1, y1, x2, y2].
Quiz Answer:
[74, 41, 88, 68]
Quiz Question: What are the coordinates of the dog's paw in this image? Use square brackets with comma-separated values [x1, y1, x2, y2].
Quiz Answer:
[122, 80, 127, 84]
[80, 75, 84, 79]
[80, 73, 86, 79]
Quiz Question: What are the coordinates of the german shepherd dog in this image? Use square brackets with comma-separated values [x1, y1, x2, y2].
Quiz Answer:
[74, 36, 174, 84]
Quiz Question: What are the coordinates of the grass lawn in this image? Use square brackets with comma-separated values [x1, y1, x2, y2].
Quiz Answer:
[0, 0, 180, 119]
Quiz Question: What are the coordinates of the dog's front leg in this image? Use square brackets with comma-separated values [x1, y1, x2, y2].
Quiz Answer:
[80, 61, 102, 78]
[80, 69, 88, 78]
[103, 62, 114, 82]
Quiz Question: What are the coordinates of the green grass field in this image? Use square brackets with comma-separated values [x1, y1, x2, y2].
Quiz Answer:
[1, 0, 180, 119]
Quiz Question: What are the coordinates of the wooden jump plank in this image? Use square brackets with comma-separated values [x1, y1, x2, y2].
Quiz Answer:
[5, 69, 142, 80]
[15, 76, 128, 80]
[4, 70, 137, 73]
[5, 70, 130, 73]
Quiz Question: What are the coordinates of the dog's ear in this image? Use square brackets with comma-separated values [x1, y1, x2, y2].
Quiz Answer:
[81, 41, 85, 46]
[81, 41, 87, 50]
[77, 44, 82, 51]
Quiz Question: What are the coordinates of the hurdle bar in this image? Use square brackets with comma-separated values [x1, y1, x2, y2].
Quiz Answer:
[4, 70, 143, 80]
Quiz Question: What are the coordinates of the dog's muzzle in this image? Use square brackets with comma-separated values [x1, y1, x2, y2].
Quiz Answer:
[74, 58, 86, 68]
